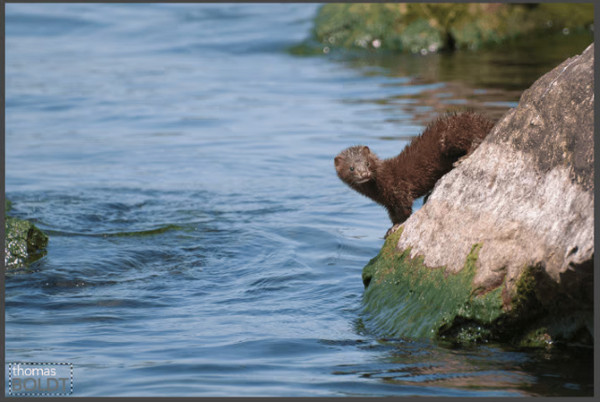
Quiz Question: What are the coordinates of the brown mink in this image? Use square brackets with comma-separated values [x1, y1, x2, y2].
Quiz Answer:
[334, 111, 494, 236]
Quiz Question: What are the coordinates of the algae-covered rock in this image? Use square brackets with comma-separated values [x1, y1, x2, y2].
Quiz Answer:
[363, 234, 504, 343]
[363, 44, 594, 347]
[309, 4, 593, 53]
[5, 201, 49, 270]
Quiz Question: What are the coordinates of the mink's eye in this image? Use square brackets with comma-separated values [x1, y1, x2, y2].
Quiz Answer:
[349, 166, 354, 172]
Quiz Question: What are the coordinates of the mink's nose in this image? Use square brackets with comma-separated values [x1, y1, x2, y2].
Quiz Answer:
[358, 170, 370, 179]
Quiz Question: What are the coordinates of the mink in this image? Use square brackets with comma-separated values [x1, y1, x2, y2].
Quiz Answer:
[334, 111, 495, 236]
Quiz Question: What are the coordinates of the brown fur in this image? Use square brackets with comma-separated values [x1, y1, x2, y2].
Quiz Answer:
[334, 111, 494, 229]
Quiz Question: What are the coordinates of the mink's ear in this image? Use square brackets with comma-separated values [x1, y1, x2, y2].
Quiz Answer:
[334, 155, 342, 168]
[361, 146, 370, 155]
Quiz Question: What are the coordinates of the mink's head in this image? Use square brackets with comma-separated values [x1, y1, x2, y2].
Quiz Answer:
[334, 145, 379, 186]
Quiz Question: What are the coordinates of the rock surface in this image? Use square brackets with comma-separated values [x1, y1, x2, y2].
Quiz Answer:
[363, 44, 594, 346]
[4, 200, 49, 270]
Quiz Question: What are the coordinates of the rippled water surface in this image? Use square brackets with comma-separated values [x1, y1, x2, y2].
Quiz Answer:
[5, 4, 594, 397]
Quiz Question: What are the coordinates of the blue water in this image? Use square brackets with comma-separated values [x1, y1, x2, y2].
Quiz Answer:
[5, 4, 593, 397]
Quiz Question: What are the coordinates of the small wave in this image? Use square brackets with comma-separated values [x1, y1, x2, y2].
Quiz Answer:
[44, 224, 185, 238]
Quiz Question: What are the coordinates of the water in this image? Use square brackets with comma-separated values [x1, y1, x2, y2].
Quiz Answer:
[5, 4, 594, 397]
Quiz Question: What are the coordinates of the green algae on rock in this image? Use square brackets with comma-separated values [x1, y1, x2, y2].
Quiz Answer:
[5, 201, 49, 270]
[363, 232, 592, 347]
[362, 230, 505, 343]
[309, 3, 593, 54]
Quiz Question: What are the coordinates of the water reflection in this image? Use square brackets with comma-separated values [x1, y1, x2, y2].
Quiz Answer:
[333, 31, 592, 124]
[333, 337, 593, 397]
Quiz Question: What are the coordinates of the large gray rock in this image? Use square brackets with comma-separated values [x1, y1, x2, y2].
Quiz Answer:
[392, 43, 594, 343]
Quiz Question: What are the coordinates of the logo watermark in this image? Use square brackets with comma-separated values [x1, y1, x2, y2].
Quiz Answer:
[7, 362, 73, 396]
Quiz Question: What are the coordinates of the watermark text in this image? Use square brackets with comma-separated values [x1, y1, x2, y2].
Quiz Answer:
[8, 362, 73, 396]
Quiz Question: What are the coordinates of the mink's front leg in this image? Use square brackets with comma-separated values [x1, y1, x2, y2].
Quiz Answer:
[384, 204, 412, 239]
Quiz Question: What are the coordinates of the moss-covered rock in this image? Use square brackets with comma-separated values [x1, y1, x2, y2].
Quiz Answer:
[362, 44, 594, 347]
[5, 201, 49, 270]
[363, 231, 504, 342]
[306, 3, 593, 54]
[363, 231, 592, 347]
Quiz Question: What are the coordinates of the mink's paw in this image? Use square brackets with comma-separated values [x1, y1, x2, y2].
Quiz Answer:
[384, 223, 402, 239]
[453, 154, 468, 168]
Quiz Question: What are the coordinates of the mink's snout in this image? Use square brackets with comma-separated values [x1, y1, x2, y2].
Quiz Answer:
[354, 167, 372, 183]
[357, 169, 370, 178]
